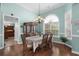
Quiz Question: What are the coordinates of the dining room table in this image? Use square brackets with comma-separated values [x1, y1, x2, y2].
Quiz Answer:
[26, 35, 43, 52]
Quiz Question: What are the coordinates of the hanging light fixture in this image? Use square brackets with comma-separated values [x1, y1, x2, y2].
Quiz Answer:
[35, 3, 44, 24]
[34, 3, 44, 36]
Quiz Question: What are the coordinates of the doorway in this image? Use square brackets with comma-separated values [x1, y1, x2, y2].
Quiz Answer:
[4, 16, 18, 47]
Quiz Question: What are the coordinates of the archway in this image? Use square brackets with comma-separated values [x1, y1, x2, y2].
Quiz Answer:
[44, 14, 59, 37]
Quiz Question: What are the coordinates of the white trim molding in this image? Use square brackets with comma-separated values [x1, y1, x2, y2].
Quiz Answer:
[16, 41, 22, 44]
[72, 35, 79, 37]
[60, 33, 65, 35]
[14, 39, 22, 44]
[59, 33, 65, 36]
[72, 50, 79, 55]
[53, 41, 72, 48]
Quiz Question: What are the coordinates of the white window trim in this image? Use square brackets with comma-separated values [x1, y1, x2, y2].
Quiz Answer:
[43, 15, 60, 38]
[65, 10, 72, 40]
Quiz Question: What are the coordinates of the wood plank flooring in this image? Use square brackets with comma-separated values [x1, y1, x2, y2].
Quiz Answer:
[0, 39, 78, 56]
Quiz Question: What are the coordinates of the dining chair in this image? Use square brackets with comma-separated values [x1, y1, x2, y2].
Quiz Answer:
[35, 34, 49, 52]
[21, 34, 33, 56]
[34, 33, 53, 56]
[47, 33, 53, 55]
[21, 34, 27, 55]
[47, 33, 53, 48]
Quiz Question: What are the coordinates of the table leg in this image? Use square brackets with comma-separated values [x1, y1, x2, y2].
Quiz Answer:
[32, 41, 42, 53]
[33, 42, 36, 52]
[33, 42, 38, 52]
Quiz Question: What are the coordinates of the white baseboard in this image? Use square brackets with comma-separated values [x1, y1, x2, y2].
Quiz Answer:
[72, 50, 79, 55]
[53, 41, 72, 48]
[16, 41, 22, 44]
[0, 46, 4, 49]
[14, 39, 22, 44]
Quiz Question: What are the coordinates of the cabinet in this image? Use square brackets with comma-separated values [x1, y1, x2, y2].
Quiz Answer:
[4, 26, 14, 39]
[23, 22, 37, 37]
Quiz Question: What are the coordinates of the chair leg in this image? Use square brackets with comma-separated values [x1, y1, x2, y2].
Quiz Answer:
[23, 49, 25, 56]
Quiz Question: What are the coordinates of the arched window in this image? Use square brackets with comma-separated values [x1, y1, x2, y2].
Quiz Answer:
[44, 14, 59, 37]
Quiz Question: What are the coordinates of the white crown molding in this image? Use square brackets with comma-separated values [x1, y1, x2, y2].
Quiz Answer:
[59, 33, 65, 34]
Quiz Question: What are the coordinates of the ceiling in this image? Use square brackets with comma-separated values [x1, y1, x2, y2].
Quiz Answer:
[17, 3, 65, 14]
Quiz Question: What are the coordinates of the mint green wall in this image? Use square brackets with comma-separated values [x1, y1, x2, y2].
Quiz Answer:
[1, 3, 36, 20]
[0, 3, 37, 48]
[41, 5, 65, 34]
[0, 3, 2, 48]
[65, 4, 72, 46]
[72, 4, 79, 52]
[1, 3, 37, 33]
[41, 4, 72, 45]
[0, 3, 4, 48]
[35, 22, 43, 33]
[72, 4, 79, 35]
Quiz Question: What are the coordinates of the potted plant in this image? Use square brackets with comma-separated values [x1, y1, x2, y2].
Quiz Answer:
[60, 37, 68, 43]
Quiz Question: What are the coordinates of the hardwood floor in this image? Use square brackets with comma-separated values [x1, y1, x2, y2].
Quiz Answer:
[0, 39, 79, 56]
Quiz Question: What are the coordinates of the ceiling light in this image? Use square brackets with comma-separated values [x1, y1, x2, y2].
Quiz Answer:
[34, 3, 44, 23]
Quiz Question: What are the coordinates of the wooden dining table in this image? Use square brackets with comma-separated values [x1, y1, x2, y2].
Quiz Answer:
[26, 35, 43, 52]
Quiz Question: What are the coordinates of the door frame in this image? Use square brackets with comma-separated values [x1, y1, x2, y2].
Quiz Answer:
[3, 14, 21, 48]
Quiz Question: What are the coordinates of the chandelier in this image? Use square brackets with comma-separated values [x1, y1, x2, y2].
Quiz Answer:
[35, 3, 43, 24]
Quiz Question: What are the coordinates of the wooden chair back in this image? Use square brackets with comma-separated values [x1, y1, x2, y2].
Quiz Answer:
[42, 34, 49, 43]
[48, 34, 53, 42]
[21, 34, 26, 44]
[21, 34, 27, 55]
[47, 33, 53, 49]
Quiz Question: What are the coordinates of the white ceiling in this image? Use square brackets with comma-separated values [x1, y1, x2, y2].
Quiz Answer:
[17, 3, 65, 14]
